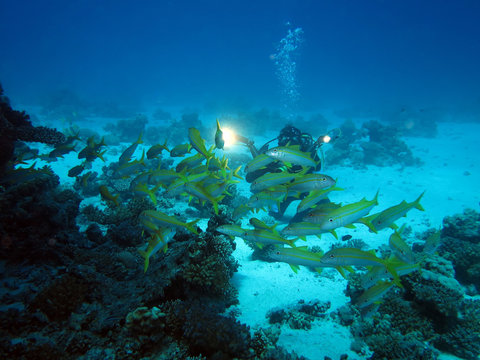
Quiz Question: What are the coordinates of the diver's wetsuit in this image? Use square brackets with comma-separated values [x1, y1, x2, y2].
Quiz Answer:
[246, 125, 322, 220]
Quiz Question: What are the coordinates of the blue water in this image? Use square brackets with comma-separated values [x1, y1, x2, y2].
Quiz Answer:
[1, 0, 479, 114]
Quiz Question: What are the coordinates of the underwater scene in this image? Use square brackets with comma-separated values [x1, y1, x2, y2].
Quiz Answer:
[1, 1, 480, 359]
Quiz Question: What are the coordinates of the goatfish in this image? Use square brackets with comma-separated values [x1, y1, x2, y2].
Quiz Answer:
[78, 136, 106, 162]
[138, 227, 175, 273]
[188, 127, 213, 160]
[423, 228, 442, 255]
[249, 217, 277, 231]
[361, 256, 420, 289]
[356, 280, 394, 309]
[241, 228, 296, 249]
[119, 132, 143, 165]
[305, 191, 379, 231]
[359, 191, 425, 232]
[214, 119, 224, 149]
[99, 185, 120, 206]
[115, 150, 146, 178]
[216, 224, 245, 239]
[176, 153, 205, 172]
[170, 143, 192, 157]
[148, 169, 182, 187]
[247, 191, 282, 211]
[296, 186, 343, 213]
[132, 183, 160, 206]
[280, 221, 330, 240]
[287, 174, 336, 195]
[184, 182, 224, 215]
[250, 168, 307, 193]
[233, 204, 252, 219]
[68, 164, 85, 177]
[265, 245, 324, 273]
[146, 140, 169, 160]
[320, 247, 401, 286]
[388, 225, 415, 264]
[266, 145, 319, 168]
[245, 153, 275, 173]
[139, 210, 199, 234]
[49, 144, 76, 159]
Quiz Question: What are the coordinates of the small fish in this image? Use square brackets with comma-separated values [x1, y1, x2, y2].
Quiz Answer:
[176, 153, 205, 172]
[214, 119, 224, 149]
[245, 153, 275, 173]
[423, 228, 442, 255]
[296, 186, 343, 213]
[138, 227, 175, 272]
[287, 174, 336, 195]
[356, 281, 394, 309]
[78, 136, 107, 162]
[305, 191, 379, 231]
[184, 182, 224, 215]
[280, 221, 329, 240]
[320, 247, 401, 286]
[148, 169, 181, 187]
[241, 228, 296, 249]
[140, 210, 199, 234]
[266, 145, 319, 168]
[249, 217, 277, 231]
[188, 127, 213, 160]
[99, 185, 120, 206]
[232, 204, 252, 219]
[250, 169, 306, 193]
[132, 183, 160, 205]
[68, 164, 85, 177]
[359, 191, 425, 232]
[170, 143, 192, 157]
[119, 132, 143, 165]
[49, 144, 76, 159]
[388, 225, 415, 264]
[115, 150, 146, 178]
[147, 140, 169, 160]
[265, 245, 324, 273]
[247, 191, 281, 211]
[216, 224, 245, 239]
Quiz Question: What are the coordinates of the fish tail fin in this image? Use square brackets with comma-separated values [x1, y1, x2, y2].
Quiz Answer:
[359, 218, 378, 233]
[136, 131, 144, 144]
[138, 249, 150, 273]
[113, 194, 120, 207]
[414, 191, 426, 211]
[289, 264, 300, 273]
[373, 189, 380, 205]
[232, 166, 243, 180]
[186, 219, 200, 234]
[97, 150, 107, 162]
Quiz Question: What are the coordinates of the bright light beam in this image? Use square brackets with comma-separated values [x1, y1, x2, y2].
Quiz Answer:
[221, 127, 237, 148]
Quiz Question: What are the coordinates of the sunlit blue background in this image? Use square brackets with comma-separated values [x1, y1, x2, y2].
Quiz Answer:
[1, 0, 479, 114]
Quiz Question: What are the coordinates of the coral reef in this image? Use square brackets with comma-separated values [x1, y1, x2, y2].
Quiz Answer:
[0, 83, 65, 174]
[266, 299, 331, 330]
[344, 252, 480, 360]
[440, 208, 480, 292]
[325, 119, 422, 168]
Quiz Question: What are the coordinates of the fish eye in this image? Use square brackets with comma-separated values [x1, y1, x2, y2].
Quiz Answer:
[276, 251, 280, 255]
[329, 218, 333, 222]
[329, 254, 335, 258]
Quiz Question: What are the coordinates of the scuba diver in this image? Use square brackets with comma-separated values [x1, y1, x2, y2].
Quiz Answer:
[214, 120, 340, 220]
[245, 124, 338, 220]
